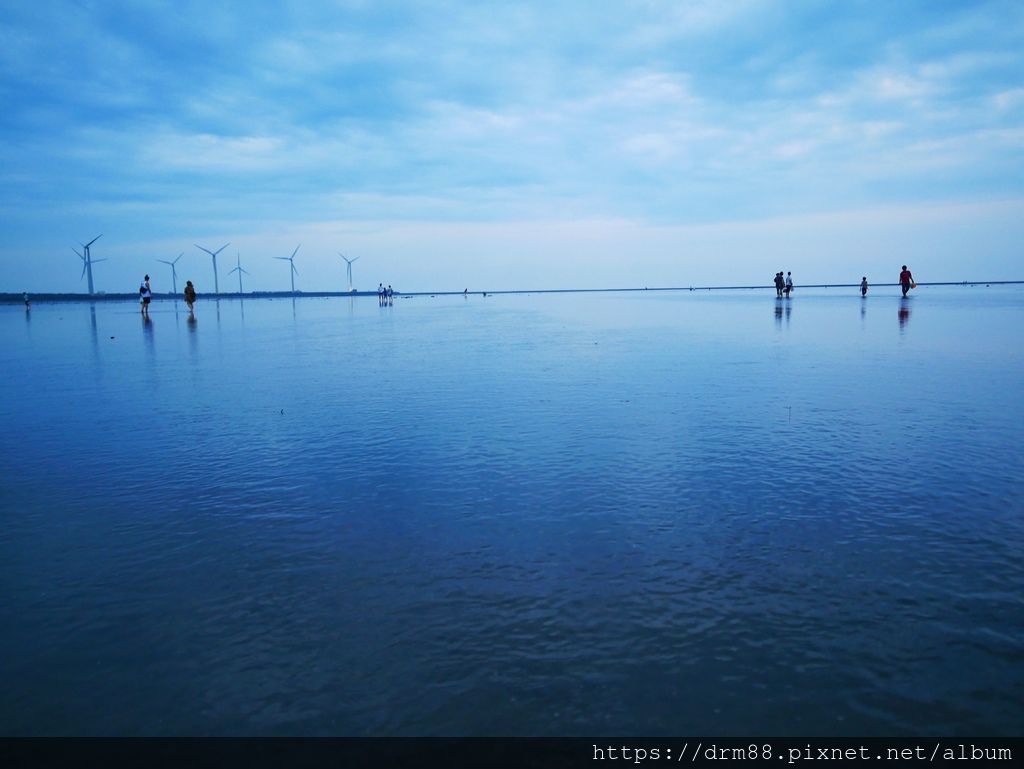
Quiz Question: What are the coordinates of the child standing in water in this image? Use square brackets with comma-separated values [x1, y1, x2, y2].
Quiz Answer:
[860, 277, 868, 296]
[184, 280, 196, 313]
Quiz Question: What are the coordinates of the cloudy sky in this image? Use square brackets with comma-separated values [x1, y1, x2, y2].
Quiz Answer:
[1, 0, 1022, 293]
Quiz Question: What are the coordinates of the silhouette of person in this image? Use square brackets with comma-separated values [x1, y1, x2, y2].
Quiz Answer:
[184, 280, 197, 313]
[784, 272, 794, 297]
[140, 275, 152, 317]
[899, 265, 914, 297]
[860, 276, 868, 296]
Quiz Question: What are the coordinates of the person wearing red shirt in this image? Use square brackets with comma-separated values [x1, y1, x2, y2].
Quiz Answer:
[899, 265, 914, 296]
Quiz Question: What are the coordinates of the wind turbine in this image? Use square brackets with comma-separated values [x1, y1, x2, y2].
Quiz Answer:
[194, 242, 230, 294]
[72, 234, 104, 295]
[228, 252, 251, 294]
[157, 253, 183, 295]
[339, 252, 359, 292]
[275, 245, 300, 293]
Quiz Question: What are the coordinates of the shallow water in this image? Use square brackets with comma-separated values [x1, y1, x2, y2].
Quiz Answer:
[1, 287, 1022, 736]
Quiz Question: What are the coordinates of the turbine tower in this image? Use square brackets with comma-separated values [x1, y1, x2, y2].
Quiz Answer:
[157, 253, 183, 295]
[339, 252, 359, 292]
[228, 252, 251, 294]
[275, 244, 300, 293]
[72, 234, 104, 295]
[194, 242, 230, 294]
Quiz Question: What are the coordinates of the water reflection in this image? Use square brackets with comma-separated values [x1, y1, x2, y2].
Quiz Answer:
[898, 298, 912, 330]
[3, 288, 1024, 737]
[89, 303, 98, 355]
[142, 314, 154, 350]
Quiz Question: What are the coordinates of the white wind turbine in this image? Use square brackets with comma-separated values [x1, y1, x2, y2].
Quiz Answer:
[157, 253, 183, 295]
[194, 242, 230, 294]
[339, 252, 359, 292]
[228, 252, 251, 294]
[72, 234, 105, 295]
[275, 245, 300, 293]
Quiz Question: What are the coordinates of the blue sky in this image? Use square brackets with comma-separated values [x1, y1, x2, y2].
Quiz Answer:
[1, 0, 1022, 293]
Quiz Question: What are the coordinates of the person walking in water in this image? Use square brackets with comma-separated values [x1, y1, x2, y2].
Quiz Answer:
[386, 285, 394, 305]
[184, 280, 197, 313]
[899, 265, 915, 297]
[784, 271, 794, 297]
[377, 283, 385, 306]
[23, 291, 30, 309]
[140, 274, 152, 317]
[860, 276, 868, 296]
[773, 272, 784, 297]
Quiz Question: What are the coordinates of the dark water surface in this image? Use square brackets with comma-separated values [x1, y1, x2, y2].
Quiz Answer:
[1, 288, 1022, 735]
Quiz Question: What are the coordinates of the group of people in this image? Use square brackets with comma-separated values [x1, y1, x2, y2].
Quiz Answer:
[773, 271, 794, 297]
[377, 283, 394, 306]
[770, 266, 916, 298]
[860, 266, 916, 296]
[138, 275, 197, 316]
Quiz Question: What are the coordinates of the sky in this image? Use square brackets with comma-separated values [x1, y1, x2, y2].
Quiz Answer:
[1, 0, 1023, 293]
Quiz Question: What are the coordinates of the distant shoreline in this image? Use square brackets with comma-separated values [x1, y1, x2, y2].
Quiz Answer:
[3, 281, 1022, 304]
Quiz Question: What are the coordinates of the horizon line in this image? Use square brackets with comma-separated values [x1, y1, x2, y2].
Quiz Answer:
[4, 280, 1023, 303]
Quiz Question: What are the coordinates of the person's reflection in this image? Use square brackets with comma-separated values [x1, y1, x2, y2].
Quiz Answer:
[774, 302, 783, 327]
[898, 297, 911, 330]
[187, 311, 198, 366]
[142, 313, 155, 358]
[239, 297, 246, 323]
[785, 302, 792, 324]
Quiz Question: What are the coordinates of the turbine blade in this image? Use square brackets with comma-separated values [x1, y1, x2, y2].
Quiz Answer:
[73, 247, 85, 259]
[292, 265, 299, 276]
[85, 234, 103, 248]
[174, 253, 183, 263]
[81, 262, 87, 279]
[158, 260, 172, 266]
[194, 244, 214, 256]
[91, 258, 108, 264]
[351, 256, 359, 263]
[291, 244, 300, 259]
[228, 267, 238, 275]
[274, 256, 289, 261]
[214, 243, 230, 256]
[241, 268, 251, 275]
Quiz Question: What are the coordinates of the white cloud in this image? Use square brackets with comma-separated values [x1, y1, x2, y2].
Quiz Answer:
[993, 88, 1024, 110]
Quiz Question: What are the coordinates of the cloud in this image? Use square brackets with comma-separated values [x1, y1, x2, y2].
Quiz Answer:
[1, 0, 1023, 291]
